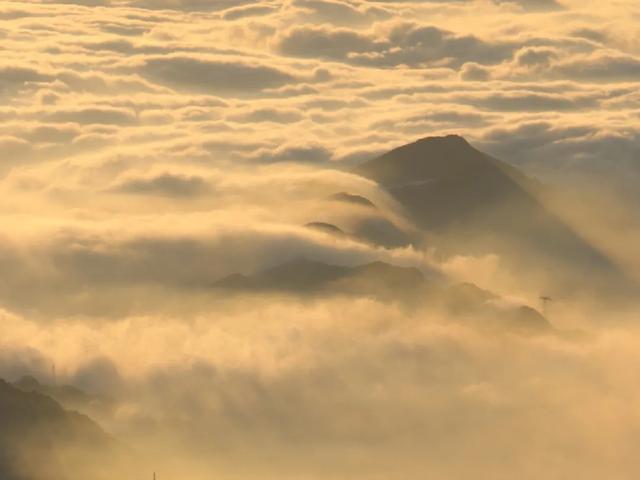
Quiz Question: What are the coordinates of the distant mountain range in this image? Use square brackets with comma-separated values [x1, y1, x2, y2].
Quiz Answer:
[303, 135, 626, 295]
[215, 257, 427, 298]
[214, 257, 553, 335]
[211, 134, 633, 324]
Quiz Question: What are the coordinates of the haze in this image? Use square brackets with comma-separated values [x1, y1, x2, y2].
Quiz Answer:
[1, 1, 640, 479]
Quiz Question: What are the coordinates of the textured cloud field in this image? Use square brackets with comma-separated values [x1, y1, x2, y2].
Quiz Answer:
[1, 0, 639, 201]
[0, 0, 639, 299]
[1, 1, 640, 479]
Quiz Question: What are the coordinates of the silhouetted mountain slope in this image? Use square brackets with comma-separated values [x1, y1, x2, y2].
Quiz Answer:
[214, 257, 552, 333]
[357, 135, 534, 228]
[214, 257, 427, 297]
[443, 283, 553, 334]
[356, 135, 620, 290]
[0, 378, 117, 480]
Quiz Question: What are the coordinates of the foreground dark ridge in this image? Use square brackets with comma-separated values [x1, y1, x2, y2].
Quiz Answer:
[0, 378, 118, 480]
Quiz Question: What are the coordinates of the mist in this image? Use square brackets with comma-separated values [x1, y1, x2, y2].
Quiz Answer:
[2, 141, 639, 479]
[3, 287, 640, 480]
[2, 0, 640, 478]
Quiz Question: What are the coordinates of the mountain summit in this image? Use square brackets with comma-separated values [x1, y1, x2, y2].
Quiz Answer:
[357, 135, 620, 291]
[356, 134, 537, 229]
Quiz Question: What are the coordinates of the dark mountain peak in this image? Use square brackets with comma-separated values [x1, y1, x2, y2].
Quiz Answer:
[414, 134, 472, 148]
[356, 135, 498, 189]
[356, 135, 523, 228]
[330, 192, 377, 209]
[0, 378, 62, 416]
[355, 135, 621, 293]
[305, 222, 347, 237]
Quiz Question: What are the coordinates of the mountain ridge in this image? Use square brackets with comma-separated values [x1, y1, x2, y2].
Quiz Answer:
[214, 257, 427, 296]
[354, 134, 622, 292]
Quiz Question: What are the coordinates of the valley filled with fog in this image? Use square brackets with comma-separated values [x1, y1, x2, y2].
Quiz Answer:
[3, 136, 640, 480]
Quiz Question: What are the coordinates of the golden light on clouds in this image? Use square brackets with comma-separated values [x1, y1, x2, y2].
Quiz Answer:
[1, 1, 639, 479]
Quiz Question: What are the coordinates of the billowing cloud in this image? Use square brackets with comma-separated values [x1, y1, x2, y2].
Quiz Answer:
[110, 172, 211, 196]
[0, 66, 52, 96]
[1, 1, 640, 478]
[554, 52, 640, 81]
[277, 22, 514, 68]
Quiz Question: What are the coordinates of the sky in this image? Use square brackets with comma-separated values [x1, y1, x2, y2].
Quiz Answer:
[2, 1, 640, 479]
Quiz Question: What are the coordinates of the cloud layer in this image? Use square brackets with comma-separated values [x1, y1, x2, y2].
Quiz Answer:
[1, 1, 640, 479]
